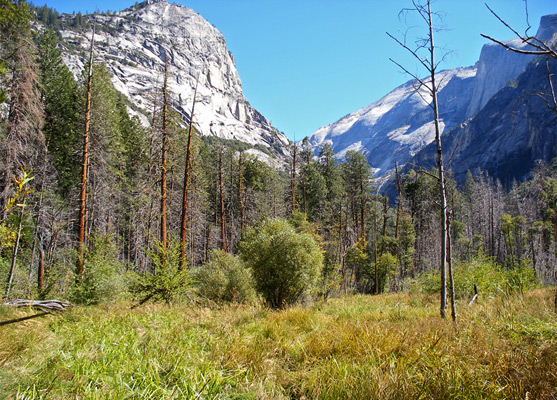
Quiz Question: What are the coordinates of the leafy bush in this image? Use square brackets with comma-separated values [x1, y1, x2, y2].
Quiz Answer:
[130, 242, 190, 305]
[345, 238, 372, 293]
[413, 257, 539, 299]
[239, 218, 323, 308]
[193, 250, 257, 304]
[70, 233, 126, 305]
[376, 252, 397, 293]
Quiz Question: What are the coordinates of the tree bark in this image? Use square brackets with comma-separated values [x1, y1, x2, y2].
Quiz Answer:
[291, 144, 297, 213]
[179, 74, 199, 269]
[76, 27, 95, 277]
[394, 161, 402, 240]
[238, 152, 245, 234]
[447, 209, 457, 323]
[160, 56, 169, 260]
[38, 243, 45, 296]
[218, 148, 227, 252]
[5, 200, 25, 300]
[425, 0, 449, 319]
[144, 87, 159, 271]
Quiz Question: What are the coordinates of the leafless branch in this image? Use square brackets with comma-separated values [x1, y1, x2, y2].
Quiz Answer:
[523, 0, 532, 37]
[412, 0, 430, 26]
[480, 33, 557, 57]
[485, 3, 526, 41]
[387, 31, 432, 73]
[482, 3, 557, 59]
[388, 57, 429, 91]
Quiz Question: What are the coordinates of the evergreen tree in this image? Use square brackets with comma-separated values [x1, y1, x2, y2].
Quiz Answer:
[0, 0, 45, 216]
[342, 150, 373, 241]
[37, 29, 80, 197]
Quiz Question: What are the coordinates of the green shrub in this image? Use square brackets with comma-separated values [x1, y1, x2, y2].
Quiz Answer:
[413, 257, 539, 299]
[376, 252, 397, 293]
[129, 241, 190, 305]
[70, 233, 126, 305]
[193, 249, 257, 304]
[239, 218, 323, 308]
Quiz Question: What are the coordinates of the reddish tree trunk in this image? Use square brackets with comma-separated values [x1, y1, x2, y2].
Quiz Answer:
[160, 56, 169, 260]
[179, 75, 199, 269]
[77, 27, 95, 277]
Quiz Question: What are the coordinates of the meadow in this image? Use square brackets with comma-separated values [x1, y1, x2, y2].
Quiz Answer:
[1, 288, 556, 399]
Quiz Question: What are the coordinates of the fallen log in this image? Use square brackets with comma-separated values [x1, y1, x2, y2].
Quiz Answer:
[5, 299, 71, 311]
[0, 299, 71, 326]
[0, 311, 51, 327]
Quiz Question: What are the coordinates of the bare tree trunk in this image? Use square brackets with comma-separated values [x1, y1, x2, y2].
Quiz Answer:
[388, 0, 448, 317]
[38, 243, 44, 296]
[291, 144, 297, 213]
[394, 161, 402, 240]
[179, 74, 200, 270]
[382, 195, 388, 244]
[238, 152, 245, 234]
[28, 181, 44, 281]
[218, 148, 227, 252]
[374, 205, 379, 294]
[447, 210, 457, 323]
[423, 0, 449, 319]
[76, 27, 95, 277]
[144, 90, 158, 271]
[205, 223, 210, 262]
[5, 200, 26, 300]
[160, 56, 169, 260]
[360, 180, 366, 240]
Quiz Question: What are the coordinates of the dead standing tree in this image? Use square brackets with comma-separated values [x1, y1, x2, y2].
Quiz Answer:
[160, 55, 169, 263]
[76, 27, 95, 278]
[387, 0, 455, 322]
[218, 146, 227, 252]
[179, 72, 200, 270]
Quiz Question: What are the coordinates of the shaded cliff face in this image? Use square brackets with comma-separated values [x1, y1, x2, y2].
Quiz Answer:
[410, 57, 557, 187]
[466, 14, 557, 118]
[308, 15, 556, 185]
[57, 0, 290, 157]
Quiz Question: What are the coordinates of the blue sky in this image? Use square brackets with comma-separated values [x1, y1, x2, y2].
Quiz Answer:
[38, 0, 556, 140]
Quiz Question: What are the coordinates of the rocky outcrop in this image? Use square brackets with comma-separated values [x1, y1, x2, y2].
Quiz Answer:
[57, 0, 290, 156]
[309, 67, 476, 178]
[308, 15, 556, 185]
[410, 57, 557, 187]
[466, 15, 557, 118]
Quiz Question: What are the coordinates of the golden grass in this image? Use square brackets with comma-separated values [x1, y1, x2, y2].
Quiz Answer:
[0, 288, 555, 399]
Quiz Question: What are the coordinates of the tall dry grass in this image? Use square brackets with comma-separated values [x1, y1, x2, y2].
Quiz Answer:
[1, 288, 555, 399]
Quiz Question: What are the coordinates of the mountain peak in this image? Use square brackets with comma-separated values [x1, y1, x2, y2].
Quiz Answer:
[537, 14, 557, 43]
[54, 0, 289, 157]
[308, 14, 556, 186]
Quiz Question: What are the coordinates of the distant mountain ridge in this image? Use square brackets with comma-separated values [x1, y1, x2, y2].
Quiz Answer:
[308, 14, 557, 185]
[409, 56, 557, 187]
[40, 0, 290, 159]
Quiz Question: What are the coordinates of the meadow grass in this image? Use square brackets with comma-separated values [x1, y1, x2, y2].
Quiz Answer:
[0, 288, 555, 399]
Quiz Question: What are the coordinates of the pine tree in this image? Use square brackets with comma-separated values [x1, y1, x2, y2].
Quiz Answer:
[37, 29, 80, 197]
[0, 0, 45, 217]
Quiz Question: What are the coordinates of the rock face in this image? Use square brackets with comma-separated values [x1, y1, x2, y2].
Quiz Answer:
[57, 0, 290, 156]
[308, 67, 476, 178]
[466, 15, 557, 118]
[308, 15, 557, 184]
[410, 57, 557, 187]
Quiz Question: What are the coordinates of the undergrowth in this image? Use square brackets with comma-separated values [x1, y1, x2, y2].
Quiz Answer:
[0, 288, 555, 399]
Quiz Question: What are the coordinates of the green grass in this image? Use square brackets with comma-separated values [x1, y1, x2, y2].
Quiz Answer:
[1, 289, 556, 399]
